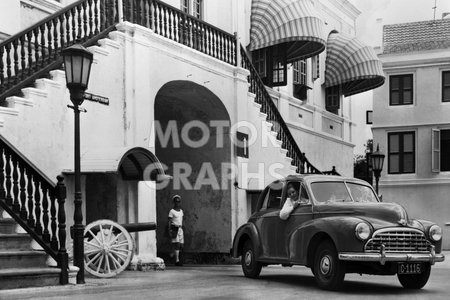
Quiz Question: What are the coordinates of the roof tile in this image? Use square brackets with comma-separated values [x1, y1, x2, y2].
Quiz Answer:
[383, 18, 450, 54]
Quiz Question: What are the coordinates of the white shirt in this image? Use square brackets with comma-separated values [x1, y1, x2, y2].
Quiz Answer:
[169, 209, 184, 226]
[279, 198, 297, 220]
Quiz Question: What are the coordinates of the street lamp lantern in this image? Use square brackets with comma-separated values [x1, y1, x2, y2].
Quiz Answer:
[62, 43, 93, 284]
[63, 44, 93, 105]
[371, 144, 385, 195]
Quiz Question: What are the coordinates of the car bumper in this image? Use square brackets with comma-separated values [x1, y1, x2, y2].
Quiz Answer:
[339, 245, 445, 265]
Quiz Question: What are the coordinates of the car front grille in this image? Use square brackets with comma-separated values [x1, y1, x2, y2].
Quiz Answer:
[365, 228, 431, 253]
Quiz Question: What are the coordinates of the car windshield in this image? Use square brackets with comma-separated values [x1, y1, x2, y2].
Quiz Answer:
[346, 182, 378, 203]
[310, 181, 378, 203]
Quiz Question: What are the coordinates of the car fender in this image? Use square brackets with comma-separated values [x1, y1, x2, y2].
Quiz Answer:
[231, 222, 261, 258]
[288, 216, 367, 263]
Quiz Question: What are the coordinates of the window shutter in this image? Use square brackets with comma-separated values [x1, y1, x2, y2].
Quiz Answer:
[312, 55, 320, 81]
[293, 60, 309, 100]
[432, 128, 440, 172]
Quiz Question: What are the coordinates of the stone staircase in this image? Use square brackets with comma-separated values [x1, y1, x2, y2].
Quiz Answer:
[0, 38, 114, 291]
[0, 209, 76, 289]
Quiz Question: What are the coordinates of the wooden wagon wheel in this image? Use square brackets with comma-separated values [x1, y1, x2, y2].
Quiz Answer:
[84, 219, 134, 278]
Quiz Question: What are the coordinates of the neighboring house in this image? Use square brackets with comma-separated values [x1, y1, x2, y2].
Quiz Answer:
[0, 0, 384, 267]
[372, 18, 450, 249]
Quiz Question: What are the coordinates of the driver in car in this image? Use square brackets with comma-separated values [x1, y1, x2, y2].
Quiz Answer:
[280, 182, 306, 220]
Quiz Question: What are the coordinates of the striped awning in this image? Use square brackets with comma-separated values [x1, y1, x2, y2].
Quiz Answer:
[325, 32, 385, 96]
[250, 0, 326, 62]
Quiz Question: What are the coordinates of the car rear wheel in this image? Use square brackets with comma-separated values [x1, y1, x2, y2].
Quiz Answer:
[397, 263, 431, 289]
[241, 240, 262, 278]
[313, 240, 345, 290]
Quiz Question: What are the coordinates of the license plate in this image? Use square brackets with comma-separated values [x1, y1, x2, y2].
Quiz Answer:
[398, 263, 422, 274]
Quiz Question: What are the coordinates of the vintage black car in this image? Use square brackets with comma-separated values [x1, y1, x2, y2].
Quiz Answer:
[231, 175, 445, 290]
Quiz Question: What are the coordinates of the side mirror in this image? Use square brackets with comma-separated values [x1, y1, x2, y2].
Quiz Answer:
[378, 194, 383, 202]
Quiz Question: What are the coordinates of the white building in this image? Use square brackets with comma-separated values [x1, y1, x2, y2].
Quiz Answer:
[372, 18, 450, 249]
[0, 0, 384, 280]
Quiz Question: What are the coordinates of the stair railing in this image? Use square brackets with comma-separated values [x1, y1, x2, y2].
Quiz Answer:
[240, 45, 323, 174]
[121, 0, 237, 66]
[0, 135, 69, 284]
[0, 0, 119, 101]
[322, 166, 340, 176]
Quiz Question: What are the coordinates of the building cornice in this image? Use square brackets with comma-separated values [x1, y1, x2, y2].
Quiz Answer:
[380, 50, 450, 69]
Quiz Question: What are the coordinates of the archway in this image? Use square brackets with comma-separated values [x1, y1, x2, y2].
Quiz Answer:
[154, 81, 232, 258]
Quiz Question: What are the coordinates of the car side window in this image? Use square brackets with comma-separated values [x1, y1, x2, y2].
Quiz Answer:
[266, 188, 282, 209]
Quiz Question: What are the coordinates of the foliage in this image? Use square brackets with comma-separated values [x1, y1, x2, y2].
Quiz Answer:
[353, 139, 373, 184]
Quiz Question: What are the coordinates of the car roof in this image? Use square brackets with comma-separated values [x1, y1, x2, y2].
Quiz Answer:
[282, 174, 371, 186]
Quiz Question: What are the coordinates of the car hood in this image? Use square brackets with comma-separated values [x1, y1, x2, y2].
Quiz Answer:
[315, 202, 414, 230]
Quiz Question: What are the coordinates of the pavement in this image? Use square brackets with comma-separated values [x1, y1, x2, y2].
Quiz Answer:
[0, 251, 448, 300]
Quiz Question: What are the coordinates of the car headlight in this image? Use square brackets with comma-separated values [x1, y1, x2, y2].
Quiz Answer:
[429, 225, 442, 242]
[355, 223, 371, 241]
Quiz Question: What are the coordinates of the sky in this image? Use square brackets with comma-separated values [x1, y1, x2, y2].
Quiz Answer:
[349, 0, 450, 47]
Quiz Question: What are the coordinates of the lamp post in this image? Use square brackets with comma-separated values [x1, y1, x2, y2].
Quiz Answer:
[371, 144, 385, 195]
[62, 44, 93, 284]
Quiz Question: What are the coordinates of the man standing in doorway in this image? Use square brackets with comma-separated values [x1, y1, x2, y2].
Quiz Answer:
[168, 195, 184, 266]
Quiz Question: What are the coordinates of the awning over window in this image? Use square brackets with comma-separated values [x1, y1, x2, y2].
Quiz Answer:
[249, 0, 326, 62]
[325, 32, 385, 97]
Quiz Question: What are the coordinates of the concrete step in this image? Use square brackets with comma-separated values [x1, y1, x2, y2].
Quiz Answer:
[0, 267, 61, 290]
[0, 251, 48, 269]
[5, 96, 34, 109]
[0, 219, 17, 234]
[0, 234, 33, 251]
[0, 106, 19, 117]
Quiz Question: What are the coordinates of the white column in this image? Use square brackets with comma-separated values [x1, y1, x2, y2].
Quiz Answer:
[137, 181, 157, 257]
[118, 0, 124, 22]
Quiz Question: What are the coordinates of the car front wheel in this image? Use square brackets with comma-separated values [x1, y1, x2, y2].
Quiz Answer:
[241, 240, 262, 278]
[313, 240, 345, 290]
[397, 263, 431, 289]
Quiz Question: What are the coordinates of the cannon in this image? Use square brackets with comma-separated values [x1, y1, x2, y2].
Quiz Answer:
[83, 219, 156, 277]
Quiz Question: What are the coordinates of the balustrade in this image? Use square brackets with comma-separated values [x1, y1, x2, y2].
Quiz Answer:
[0, 136, 69, 284]
[123, 0, 236, 66]
[0, 0, 118, 101]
